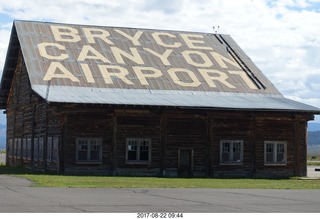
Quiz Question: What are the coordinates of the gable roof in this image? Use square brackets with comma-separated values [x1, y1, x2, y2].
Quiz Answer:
[0, 20, 319, 113]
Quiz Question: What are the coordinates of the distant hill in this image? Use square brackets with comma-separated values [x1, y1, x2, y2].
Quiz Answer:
[308, 131, 320, 146]
[308, 123, 320, 132]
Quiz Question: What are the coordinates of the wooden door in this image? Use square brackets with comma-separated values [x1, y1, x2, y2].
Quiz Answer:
[178, 149, 193, 177]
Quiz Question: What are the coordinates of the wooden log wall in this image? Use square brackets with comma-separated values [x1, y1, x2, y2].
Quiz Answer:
[63, 112, 113, 175]
[164, 111, 208, 177]
[6, 54, 62, 173]
[210, 111, 254, 177]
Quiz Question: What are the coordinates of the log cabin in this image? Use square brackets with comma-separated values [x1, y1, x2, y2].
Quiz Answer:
[1, 20, 319, 177]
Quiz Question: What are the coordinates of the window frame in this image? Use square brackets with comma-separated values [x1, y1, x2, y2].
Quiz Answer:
[75, 137, 102, 164]
[126, 138, 151, 164]
[264, 141, 287, 166]
[219, 140, 244, 165]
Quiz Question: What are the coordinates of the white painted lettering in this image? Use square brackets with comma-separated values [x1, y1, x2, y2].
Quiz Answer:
[51, 25, 81, 42]
[143, 48, 172, 66]
[80, 63, 96, 83]
[82, 28, 114, 45]
[228, 70, 258, 89]
[180, 34, 213, 50]
[78, 45, 110, 63]
[111, 47, 144, 65]
[43, 62, 80, 82]
[182, 50, 213, 68]
[211, 52, 241, 69]
[38, 42, 69, 60]
[115, 29, 143, 46]
[199, 69, 235, 88]
[133, 66, 163, 86]
[98, 65, 134, 85]
[152, 32, 182, 48]
[168, 68, 201, 87]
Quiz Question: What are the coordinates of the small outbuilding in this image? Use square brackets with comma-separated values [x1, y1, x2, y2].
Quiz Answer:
[1, 20, 319, 177]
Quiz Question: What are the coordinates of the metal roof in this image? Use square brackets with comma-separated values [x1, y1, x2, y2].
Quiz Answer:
[32, 85, 320, 112]
[1, 20, 320, 113]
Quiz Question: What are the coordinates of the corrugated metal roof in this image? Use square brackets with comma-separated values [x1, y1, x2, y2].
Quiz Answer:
[14, 20, 280, 94]
[32, 85, 320, 112]
[1, 20, 320, 113]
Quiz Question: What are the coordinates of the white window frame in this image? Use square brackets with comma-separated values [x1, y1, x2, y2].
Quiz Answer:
[264, 141, 287, 166]
[220, 140, 243, 165]
[126, 138, 151, 164]
[76, 137, 102, 164]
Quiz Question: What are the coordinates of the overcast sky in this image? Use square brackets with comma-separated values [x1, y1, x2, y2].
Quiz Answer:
[0, 0, 320, 124]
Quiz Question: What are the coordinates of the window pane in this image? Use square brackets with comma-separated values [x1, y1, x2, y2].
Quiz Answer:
[266, 143, 274, 153]
[139, 140, 149, 161]
[233, 152, 241, 162]
[233, 143, 241, 153]
[77, 138, 88, 161]
[90, 151, 100, 161]
[222, 153, 229, 162]
[78, 151, 87, 161]
[89, 139, 101, 161]
[222, 142, 230, 152]
[276, 143, 285, 163]
[266, 153, 274, 163]
[140, 151, 149, 161]
[128, 151, 137, 160]
[277, 144, 284, 153]
[277, 152, 284, 162]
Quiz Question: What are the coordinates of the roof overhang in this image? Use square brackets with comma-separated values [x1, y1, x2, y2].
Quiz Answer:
[33, 85, 320, 113]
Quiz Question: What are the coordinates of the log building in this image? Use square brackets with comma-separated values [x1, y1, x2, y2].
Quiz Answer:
[1, 20, 319, 177]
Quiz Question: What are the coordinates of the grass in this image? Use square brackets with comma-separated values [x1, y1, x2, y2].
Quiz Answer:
[0, 165, 319, 189]
[307, 161, 320, 166]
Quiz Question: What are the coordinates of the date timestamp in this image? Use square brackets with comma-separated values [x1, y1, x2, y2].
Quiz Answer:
[137, 213, 183, 218]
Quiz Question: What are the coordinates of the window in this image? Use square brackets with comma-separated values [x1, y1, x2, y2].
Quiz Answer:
[15, 139, 21, 158]
[76, 138, 102, 163]
[33, 138, 39, 161]
[22, 139, 27, 159]
[27, 138, 32, 160]
[38, 138, 44, 161]
[52, 137, 59, 163]
[47, 137, 52, 162]
[8, 139, 13, 158]
[264, 141, 287, 165]
[220, 140, 243, 164]
[126, 138, 151, 163]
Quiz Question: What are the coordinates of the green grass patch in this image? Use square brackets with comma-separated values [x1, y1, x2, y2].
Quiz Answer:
[19, 175, 320, 189]
[1, 165, 319, 189]
[307, 161, 320, 166]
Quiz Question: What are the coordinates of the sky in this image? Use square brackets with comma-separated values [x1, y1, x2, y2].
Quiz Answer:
[0, 0, 320, 125]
